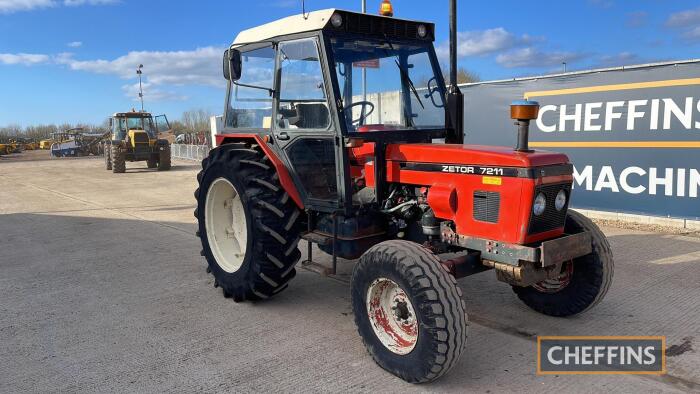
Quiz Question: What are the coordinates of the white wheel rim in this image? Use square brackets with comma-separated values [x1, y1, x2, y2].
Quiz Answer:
[205, 177, 248, 273]
[366, 278, 418, 355]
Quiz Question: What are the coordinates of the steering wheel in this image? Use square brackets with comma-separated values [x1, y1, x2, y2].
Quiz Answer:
[343, 101, 375, 126]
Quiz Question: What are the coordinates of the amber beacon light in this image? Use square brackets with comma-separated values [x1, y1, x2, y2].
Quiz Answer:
[379, 0, 394, 17]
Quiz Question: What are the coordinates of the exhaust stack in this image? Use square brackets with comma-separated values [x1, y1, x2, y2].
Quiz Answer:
[445, 0, 464, 144]
[510, 100, 540, 152]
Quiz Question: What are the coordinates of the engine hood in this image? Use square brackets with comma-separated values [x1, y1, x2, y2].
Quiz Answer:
[385, 143, 569, 168]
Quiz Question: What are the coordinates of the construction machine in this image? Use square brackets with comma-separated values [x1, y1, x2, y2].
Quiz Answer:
[104, 111, 171, 173]
[194, 3, 613, 383]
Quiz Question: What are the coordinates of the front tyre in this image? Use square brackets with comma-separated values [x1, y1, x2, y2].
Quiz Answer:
[351, 240, 468, 383]
[512, 210, 614, 317]
[195, 143, 303, 301]
[111, 144, 125, 173]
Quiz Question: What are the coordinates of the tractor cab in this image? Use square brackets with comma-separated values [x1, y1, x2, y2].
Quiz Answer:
[222, 9, 448, 211]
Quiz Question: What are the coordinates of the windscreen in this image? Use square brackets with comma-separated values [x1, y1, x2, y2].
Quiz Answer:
[330, 36, 446, 132]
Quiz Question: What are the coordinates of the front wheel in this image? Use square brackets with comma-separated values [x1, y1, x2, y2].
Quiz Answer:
[351, 240, 468, 383]
[512, 210, 614, 316]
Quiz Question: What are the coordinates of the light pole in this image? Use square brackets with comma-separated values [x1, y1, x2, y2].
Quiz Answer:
[136, 64, 144, 112]
[562, 62, 567, 73]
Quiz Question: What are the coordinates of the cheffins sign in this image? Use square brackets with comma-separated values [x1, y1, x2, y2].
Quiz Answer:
[461, 61, 700, 219]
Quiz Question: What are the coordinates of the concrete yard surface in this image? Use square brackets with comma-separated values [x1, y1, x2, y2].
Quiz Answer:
[1, 152, 699, 393]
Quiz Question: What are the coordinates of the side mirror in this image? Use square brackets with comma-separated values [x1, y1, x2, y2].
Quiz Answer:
[223, 49, 242, 81]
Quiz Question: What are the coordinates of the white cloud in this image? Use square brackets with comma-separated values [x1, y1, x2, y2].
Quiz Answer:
[436, 28, 532, 58]
[58, 46, 224, 87]
[0, 0, 54, 14]
[0, 52, 50, 65]
[683, 26, 700, 40]
[121, 82, 188, 103]
[496, 47, 586, 69]
[666, 7, 700, 27]
[67, 41, 82, 48]
[0, 0, 115, 13]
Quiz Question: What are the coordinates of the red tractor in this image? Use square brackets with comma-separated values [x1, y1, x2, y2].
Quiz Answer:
[195, 5, 613, 383]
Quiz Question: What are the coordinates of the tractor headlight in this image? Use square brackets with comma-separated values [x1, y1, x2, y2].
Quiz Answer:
[417, 24, 428, 38]
[533, 193, 546, 216]
[555, 189, 567, 211]
[330, 13, 343, 28]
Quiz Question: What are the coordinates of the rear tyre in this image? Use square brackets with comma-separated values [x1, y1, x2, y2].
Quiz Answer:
[351, 240, 468, 383]
[512, 210, 614, 317]
[195, 143, 303, 301]
[147, 157, 157, 168]
[104, 145, 112, 170]
[111, 145, 126, 173]
[157, 144, 171, 171]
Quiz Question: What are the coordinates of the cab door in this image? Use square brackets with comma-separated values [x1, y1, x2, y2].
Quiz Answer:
[272, 36, 343, 212]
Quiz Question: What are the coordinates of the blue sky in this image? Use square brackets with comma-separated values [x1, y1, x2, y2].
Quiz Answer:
[1, 0, 700, 127]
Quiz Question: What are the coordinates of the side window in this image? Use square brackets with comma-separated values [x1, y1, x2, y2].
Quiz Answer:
[277, 38, 330, 130]
[226, 46, 275, 129]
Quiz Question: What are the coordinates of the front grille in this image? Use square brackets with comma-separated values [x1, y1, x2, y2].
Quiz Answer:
[473, 191, 500, 223]
[132, 132, 150, 145]
[528, 183, 571, 234]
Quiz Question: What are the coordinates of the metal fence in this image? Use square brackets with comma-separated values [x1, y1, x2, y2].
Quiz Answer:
[171, 144, 210, 162]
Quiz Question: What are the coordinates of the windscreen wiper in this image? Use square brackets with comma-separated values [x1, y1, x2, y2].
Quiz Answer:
[394, 59, 425, 110]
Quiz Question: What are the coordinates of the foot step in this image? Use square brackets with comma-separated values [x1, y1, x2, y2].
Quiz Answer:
[301, 260, 335, 276]
[301, 231, 334, 246]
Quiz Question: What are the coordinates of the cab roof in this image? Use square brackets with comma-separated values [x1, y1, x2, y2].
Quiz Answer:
[232, 8, 434, 47]
[112, 112, 152, 118]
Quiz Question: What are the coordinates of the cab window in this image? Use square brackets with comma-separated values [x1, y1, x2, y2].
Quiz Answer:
[276, 38, 330, 130]
[226, 46, 275, 129]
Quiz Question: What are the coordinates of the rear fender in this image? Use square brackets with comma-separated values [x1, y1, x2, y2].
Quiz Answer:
[218, 134, 304, 209]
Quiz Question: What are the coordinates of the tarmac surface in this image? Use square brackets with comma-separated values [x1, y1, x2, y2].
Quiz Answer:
[1, 150, 699, 393]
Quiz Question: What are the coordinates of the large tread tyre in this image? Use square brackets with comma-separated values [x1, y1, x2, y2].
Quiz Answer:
[111, 145, 126, 173]
[147, 157, 157, 168]
[351, 240, 468, 383]
[195, 143, 303, 302]
[512, 210, 614, 317]
[157, 145, 171, 171]
[104, 145, 112, 170]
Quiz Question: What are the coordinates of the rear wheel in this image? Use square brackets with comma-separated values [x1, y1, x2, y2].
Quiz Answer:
[512, 210, 614, 316]
[351, 240, 468, 383]
[111, 145, 125, 173]
[157, 144, 171, 171]
[195, 143, 303, 301]
[147, 157, 157, 168]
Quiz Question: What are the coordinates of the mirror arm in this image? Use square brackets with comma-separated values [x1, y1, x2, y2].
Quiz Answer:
[232, 81, 275, 97]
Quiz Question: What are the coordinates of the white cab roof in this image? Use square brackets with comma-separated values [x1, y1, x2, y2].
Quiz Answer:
[232, 9, 336, 46]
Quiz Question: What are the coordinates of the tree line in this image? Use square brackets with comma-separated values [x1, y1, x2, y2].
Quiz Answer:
[0, 108, 214, 142]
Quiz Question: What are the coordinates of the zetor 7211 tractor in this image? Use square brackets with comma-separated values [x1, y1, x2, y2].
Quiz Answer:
[104, 111, 171, 173]
[194, 7, 613, 383]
